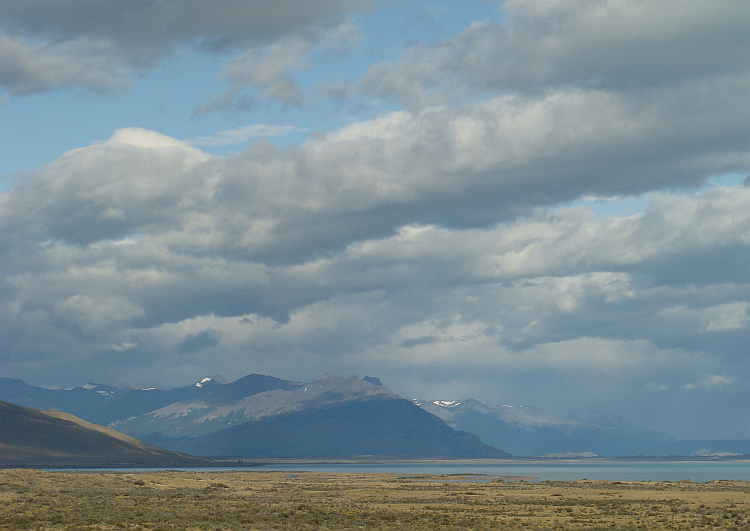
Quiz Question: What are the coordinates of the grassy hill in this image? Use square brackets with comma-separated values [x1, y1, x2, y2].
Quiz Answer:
[0, 400, 214, 468]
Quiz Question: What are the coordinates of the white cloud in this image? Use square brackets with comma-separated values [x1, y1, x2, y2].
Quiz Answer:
[700, 302, 750, 332]
[107, 127, 204, 152]
[190, 124, 307, 147]
[684, 374, 735, 390]
[53, 294, 144, 335]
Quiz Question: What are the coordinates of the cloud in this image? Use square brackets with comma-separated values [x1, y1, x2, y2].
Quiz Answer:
[0, 0, 374, 54]
[1, 127, 208, 246]
[214, 20, 364, 108]
[357, 0, 750, 107]
[1, 116, 748, 338]
[297, 82, 750, 230]
[0, 34, 127, 95]
[2, 126, 748, 361]
[190, 124, 307, 147]
[700, 302, 750, 332]
[53, 294, 145, 336]
[0, 1, 375, 95]
[191, 88, 258, 119]
[684, 374, 735, 391]
[177, 328, 221, 355]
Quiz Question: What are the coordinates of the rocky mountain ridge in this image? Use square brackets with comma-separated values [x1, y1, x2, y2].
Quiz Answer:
[0, 375, 508, 459]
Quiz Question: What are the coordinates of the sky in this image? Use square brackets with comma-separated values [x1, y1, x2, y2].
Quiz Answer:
[0, 0, 749, 441]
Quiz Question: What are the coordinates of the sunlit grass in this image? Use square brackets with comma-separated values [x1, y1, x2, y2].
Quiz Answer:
[1, 469, 748, 530]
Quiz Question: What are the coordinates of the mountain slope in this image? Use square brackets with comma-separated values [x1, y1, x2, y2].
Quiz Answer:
[0, 400, 213, 467]
[416, 399, 674, 457]
[111, 374, 401, 440]
[157, 396, 510, 458]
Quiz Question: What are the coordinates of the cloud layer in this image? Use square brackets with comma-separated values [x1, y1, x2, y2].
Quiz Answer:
[359, 0, 750, 106]
[1, 0, 749, 440]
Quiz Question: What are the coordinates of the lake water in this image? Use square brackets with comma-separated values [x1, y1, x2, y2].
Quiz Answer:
[57, 461, 750, 482]
[253, 461, 750, 482]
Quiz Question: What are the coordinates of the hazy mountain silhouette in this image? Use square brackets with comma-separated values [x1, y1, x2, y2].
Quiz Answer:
[415, 399, 674, 457]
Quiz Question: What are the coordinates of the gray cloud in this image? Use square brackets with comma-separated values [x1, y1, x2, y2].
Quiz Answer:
[191, 88, 258, 119]
[0, 34, 126, 95]
[8, 72, 748, 265]
[0, 0, 374, 54]
[177, 328, 221, 354]
[358, 0, 750, 107]
[0, 0, 375, 95]
[214, 20, 364, 108]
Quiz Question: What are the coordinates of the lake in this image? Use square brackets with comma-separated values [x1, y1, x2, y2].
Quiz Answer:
[57, 460, 750, 482]
[253, 461, 750, 482]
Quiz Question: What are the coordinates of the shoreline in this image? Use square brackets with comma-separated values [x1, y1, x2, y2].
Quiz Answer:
[4, 454, 749, 471]
[213, 455, 750, 466]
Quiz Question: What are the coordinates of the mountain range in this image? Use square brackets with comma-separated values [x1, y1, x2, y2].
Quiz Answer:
[0, 374, 507, 459]
[2, 373, 744, 458]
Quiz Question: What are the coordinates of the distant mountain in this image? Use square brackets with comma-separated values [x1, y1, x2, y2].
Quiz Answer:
[0, 375, 510, 459]
[643, 440, 750, 457]
[0, 400, 213, 468]
[415, 399, 674, 457]
[0, 374, 300, 426]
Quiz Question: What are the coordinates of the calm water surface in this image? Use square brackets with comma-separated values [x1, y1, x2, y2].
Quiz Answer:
[58, 461, 750, 482]
[255, 461, 750, 482]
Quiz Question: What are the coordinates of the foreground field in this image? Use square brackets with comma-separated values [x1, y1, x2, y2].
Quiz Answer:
[1, 469, 748, 530]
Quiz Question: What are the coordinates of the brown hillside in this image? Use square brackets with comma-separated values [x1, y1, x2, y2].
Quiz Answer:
[0, 400, 213, 468]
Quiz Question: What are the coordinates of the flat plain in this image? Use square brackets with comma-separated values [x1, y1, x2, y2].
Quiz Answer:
[1, 469, 748, 530]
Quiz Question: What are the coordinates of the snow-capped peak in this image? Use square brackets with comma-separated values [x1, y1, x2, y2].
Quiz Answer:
[195, 377, 213, 388]
[433, 400, 462, 408]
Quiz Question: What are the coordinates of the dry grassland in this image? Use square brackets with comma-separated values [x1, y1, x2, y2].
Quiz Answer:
[1, 469, 749, 530]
